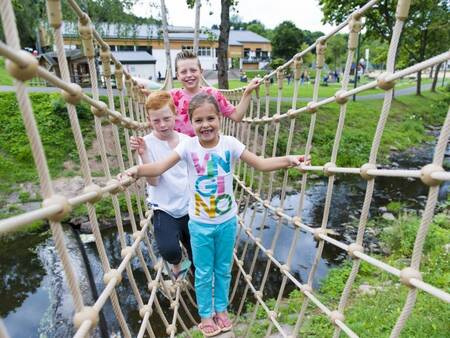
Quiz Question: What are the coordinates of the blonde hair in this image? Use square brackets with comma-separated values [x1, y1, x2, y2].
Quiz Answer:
[175, 50, 202, 72]
[145, 91, 176, 116]
[188, 93, 220, 120]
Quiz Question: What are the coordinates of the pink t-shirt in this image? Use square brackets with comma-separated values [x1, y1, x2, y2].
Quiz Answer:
[170, 87, 236, 137]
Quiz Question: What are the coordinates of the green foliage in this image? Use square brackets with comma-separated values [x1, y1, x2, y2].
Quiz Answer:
[0, 57, 13, 86]
[0, 92, 95, 183]
[269, 58, 286, 70]
[381, 212, 449, 257]
[386, 201, 402, 213]
[325, 33, 348, 71]
[271, 21, 305, 61]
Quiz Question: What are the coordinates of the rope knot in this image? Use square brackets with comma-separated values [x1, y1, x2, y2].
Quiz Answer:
[377, 72, 396, 90]
[347, 243, 363, 259]
[91, 101, 108, 118]
[114, 63, 124, 90]
[139, 305, 152, 318]
[360, 163, 376, 180]
[5, 51, 38, 81]
[329, 310, 345, 325]
[103, 269, 122, 285]
[108, 110, 122, 125]
[78, 17, 95, 58]
[46, 0, 62, 28]
[306, 102, 318, 114]
[100, 47, 112, 78]
[120, 246, 135, 259]
[83, 184, 103, 203]
[61, 83, 83, 105]
[42, 194, 72, 222]
[420, 164, 444, 186]
[396, 0, 412, 21]
[400, 267, 422, 287]
[313, 228, 326, 241]
[334, 90, 349, 105]
[73, 306, 99, 329]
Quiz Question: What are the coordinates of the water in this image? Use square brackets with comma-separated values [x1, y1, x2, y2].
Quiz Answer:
[1, 140, 448, 337]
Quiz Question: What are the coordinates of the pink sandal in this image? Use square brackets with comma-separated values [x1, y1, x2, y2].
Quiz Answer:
[213, 313, 233, 332]
[198, 321, 221, 337]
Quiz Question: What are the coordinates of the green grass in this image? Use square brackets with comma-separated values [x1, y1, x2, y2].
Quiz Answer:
[222, 77, 434, 98]
[0, 92, 96, 185]
[0, 57, 13, 86]
[259, 90, 449, 169]
[235, 208, 449, 337]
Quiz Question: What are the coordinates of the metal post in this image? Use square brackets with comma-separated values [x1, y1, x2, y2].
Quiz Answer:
[353, 33, 361, 102]
[442, 60, 447, 87]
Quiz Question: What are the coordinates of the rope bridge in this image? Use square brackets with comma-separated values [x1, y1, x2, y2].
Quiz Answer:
[0, 0, 449, 337]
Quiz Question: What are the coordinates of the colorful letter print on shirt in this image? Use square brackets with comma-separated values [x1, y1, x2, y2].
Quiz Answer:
[191, 151, 233, 218]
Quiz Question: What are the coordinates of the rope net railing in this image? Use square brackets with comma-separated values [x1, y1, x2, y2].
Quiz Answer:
[0, 0, 448, 337]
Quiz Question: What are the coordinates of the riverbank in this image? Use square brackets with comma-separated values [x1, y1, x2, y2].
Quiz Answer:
[179, 204, 449, 338]
[1, 91, 448, 220]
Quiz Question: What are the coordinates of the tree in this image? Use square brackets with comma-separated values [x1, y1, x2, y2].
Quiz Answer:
[325, 33, 347, 71]
[319, 0, 450, 95]
[302, 30, 325, 46]
[216, 0, 237, 89]
[246, 20, 271, 39]
[271, 21, 304, 61]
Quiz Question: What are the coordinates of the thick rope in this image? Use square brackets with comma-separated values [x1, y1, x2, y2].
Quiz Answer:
[1, 1, 449, 338]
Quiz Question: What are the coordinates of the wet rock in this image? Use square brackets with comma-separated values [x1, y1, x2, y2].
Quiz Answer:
[80, 221, 93, 233]
[69, 216, 89, 228]
[378, 206, 388, 213]
[382, 212, 396, 221]
[79, 233, 95, 244]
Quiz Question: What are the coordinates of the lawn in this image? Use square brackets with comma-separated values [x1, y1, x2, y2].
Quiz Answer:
[0, 57, 13, 86]
[220, 77, 434, 98]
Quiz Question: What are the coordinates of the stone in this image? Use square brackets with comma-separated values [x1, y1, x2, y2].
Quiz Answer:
[378, 206, 388, 213]
[382, 212, 396, 221]
[80, 221, 93, 233]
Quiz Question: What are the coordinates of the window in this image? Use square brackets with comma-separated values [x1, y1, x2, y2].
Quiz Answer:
[261, 51, 269, 60]
[136, 45, 152, 54]
[255, 48, 262, 59]
[117, 45, 134, 51]
[198, 46, 211, 56]
[244, 48, 250, 59]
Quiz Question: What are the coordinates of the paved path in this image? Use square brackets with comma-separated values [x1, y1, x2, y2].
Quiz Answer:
[0, 83, 434, 101]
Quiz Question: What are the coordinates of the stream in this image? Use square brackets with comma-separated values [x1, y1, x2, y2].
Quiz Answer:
[1, 138, 448, 337]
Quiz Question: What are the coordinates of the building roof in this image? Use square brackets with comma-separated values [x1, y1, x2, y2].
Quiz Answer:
[111, 51, 156, 63]
[62, 22, 270, 46]
[38, 49, 85, 65]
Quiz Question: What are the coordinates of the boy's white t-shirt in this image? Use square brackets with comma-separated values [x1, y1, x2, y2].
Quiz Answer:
[174, 135, 245, 224]
[143, 132, 190, 218]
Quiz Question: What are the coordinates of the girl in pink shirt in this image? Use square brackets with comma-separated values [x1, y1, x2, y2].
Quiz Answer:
[171, 50, 260, 137]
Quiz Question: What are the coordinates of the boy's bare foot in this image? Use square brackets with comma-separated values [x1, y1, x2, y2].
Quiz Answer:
[213, 312, 233, 332]
[198, 317, 221, 337]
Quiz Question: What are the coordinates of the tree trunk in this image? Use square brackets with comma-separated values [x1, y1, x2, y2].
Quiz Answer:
[193, 0, 201, 54]
[431, 62, 442, 92]
[416, 70, 422, 95]
[160, 0, 173, 89]
[217, 0, 231, 89]
[429, 66, 434, 78]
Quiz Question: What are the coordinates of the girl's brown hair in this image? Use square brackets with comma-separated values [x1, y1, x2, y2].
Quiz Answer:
[188, 93, 220, 120]
[174, 50, 202, 72]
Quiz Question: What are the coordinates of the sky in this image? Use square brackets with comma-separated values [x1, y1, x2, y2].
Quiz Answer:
[132, 0, 337, 34]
